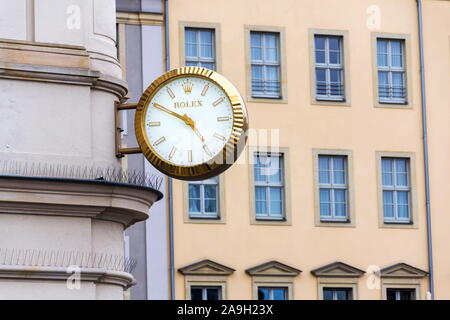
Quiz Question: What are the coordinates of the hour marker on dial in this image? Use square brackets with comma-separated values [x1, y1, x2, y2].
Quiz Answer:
[169, 146, 177, 159]
[188, 150, 192, 163]
[147, 122, 161, 127]
[213, 97, 225, 106]
[213, 133, 226, 141]
[203, 145, 212, 157]
[217, 116, 230, 122]
[201, 84, 210, 96]
[154, 136, 166, 146]
[167, 87, 175, 99]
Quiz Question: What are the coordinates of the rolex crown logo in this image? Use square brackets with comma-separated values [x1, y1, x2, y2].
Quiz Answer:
[182, 80, 194, 94]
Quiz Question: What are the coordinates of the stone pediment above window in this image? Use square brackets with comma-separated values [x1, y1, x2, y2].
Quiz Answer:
[245, 261, 301, 277]
[380, 263, 428, 279]
[311, 261, 365, 278]
[178, 259, 235, 276]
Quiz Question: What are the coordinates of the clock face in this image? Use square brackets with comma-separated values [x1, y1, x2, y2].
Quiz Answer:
[144, 76, 233, 166]
[135, 67, 248, 181]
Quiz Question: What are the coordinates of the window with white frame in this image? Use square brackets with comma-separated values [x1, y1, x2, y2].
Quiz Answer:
[250, 31, 281, 98]
[190, 286, 221, 300]
[254, 153, 285, 220]
[381, 157, 411, 223]
[185, 28, 216, 70]
[386, 288, 416, 300]
[258, 287, 288, 300]
[188, 176, 219, 219]
[377, 39, 407, 103]
[318, 155, 348, 222]
[314, 35, 345, 101]
[323, 287, 353, 300]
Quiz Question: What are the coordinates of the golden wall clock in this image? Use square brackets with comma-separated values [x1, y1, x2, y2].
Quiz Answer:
[135, 67, 249, 181]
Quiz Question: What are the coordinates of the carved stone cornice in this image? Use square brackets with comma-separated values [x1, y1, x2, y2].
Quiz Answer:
[0, 177, 162, 228]
[0, 265, 135, 289]
[116, 12, 164, 26]
[0, 39, 128, 100]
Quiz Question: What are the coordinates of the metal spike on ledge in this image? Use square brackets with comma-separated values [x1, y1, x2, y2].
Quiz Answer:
[0, 160, 162, 191]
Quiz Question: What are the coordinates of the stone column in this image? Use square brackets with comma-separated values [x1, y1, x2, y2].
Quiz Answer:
[0, 0, 160, 299]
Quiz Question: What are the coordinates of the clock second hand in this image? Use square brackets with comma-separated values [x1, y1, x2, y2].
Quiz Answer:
[153, 102, 205, 142]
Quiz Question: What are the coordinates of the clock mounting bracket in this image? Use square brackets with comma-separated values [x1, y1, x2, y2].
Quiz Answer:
[115, 101, 143, 158]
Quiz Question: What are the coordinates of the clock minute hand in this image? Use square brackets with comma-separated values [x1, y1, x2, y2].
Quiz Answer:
[153, 103, 187, 123]
[153, 103, 204, 142]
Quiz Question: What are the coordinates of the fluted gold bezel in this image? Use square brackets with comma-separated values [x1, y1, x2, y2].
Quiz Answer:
[135, 67, 248, 181]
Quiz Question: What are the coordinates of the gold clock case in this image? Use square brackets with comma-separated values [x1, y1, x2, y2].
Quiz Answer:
[135, 66, 249, 181]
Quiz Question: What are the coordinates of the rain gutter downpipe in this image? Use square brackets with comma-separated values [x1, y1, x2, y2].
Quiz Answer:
[416, 0, 434, 300]
[164, 0, 175, 301]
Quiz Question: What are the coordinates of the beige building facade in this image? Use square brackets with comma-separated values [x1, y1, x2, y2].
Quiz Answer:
[162, 0, 450, 300]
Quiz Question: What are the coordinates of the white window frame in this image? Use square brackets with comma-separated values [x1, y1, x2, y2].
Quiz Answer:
[318, 155, 349, 222]
[377, 38, 407, 104]
[250, 31, 281, 99]
[381, 157, 411, 224]
[190, 286, 222, 300]
[185, 27, 216, 70]
[188, 177, 219, 219]
[323, 287, 353, 300]
[314, 35, 345, 101]
[254, 152, 285, 221]
[257, 286, 288, 300]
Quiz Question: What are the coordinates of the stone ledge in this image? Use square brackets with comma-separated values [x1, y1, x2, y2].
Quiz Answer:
[0, 177, 162, 228]
[0, 265, 135, 289]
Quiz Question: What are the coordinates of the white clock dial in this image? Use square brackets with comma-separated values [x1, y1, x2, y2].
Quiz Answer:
[144, 76, 234, 166]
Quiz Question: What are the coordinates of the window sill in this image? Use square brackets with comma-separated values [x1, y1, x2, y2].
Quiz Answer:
[252, 216, 290, 226]
[186, 214, 224, 224]
[311, 99, 350, 107]
[375, 101, 412, 109]
[247, 96, 288, 104]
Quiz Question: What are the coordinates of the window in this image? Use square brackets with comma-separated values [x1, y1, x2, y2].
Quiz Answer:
[318, 155, 348, 222]
[188, 177, 219, 219]
[381, 158, 411, 223]
[258, 287, 287, 300]
[386, 288, 416, 300]
[254, 153, 285, 220]
[250, 31, 281, 98]
[190, 286, 221, 300]
[323, 288, 353, 300]
[185, 28, 215, 70]
[377, 39, 406, 104]
[314, 35, 344, 101]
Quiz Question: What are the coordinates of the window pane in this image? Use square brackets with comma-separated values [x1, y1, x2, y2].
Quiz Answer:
[206, 288, 220, 300]
[377, 40, 388, 54]
[383, 191, 394, 204]
[392, 72, 405, 98]
[265, 33, 277, 49]
[189, 184, 200, 198]
[191, 288, 203, 300]
[251, 32, 262, 47]
[316, 68, 326, 82]
[377, 53, 388, 67]
[251, 46, 262, 61]
[204, 200, 217, 213]
[252, 66, 264, 92]
[390, 40, 402, 55]
[315, 36, 326, 50]
[336, 289, 350, 300]
[392, 54, 403, 68]
[382, 159, 393, 185]
[189, 199, 201, 213]
[186, 61, 199, 67]
[319, 156, 330, 170]
[335, 189, 346, 203]
[185, 30, 197, 44]
[323, 289, 334, 300]
[315, 50, 326, 64]
[333, 170, 345, 184]
[399, 290, 413, 300]
[200, 30, 213, 45]
[270, 187, 282, 201]
[329, 37, 340, 51]
[204, 185, 217, 199]
[270, 201, 282, 215]
[200, 62, 215, 70]
[200, 44, 213, 58]
[397, 191, 409, 205]
[258, 288, 269, 300]
[330, 69, 342, 83]
[335, 203, 347, 217]
[255, 187, 266, 201]
[273, 288, 287, 300]
[329, 51, 340, 64]
[186, 43, 197, 57]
